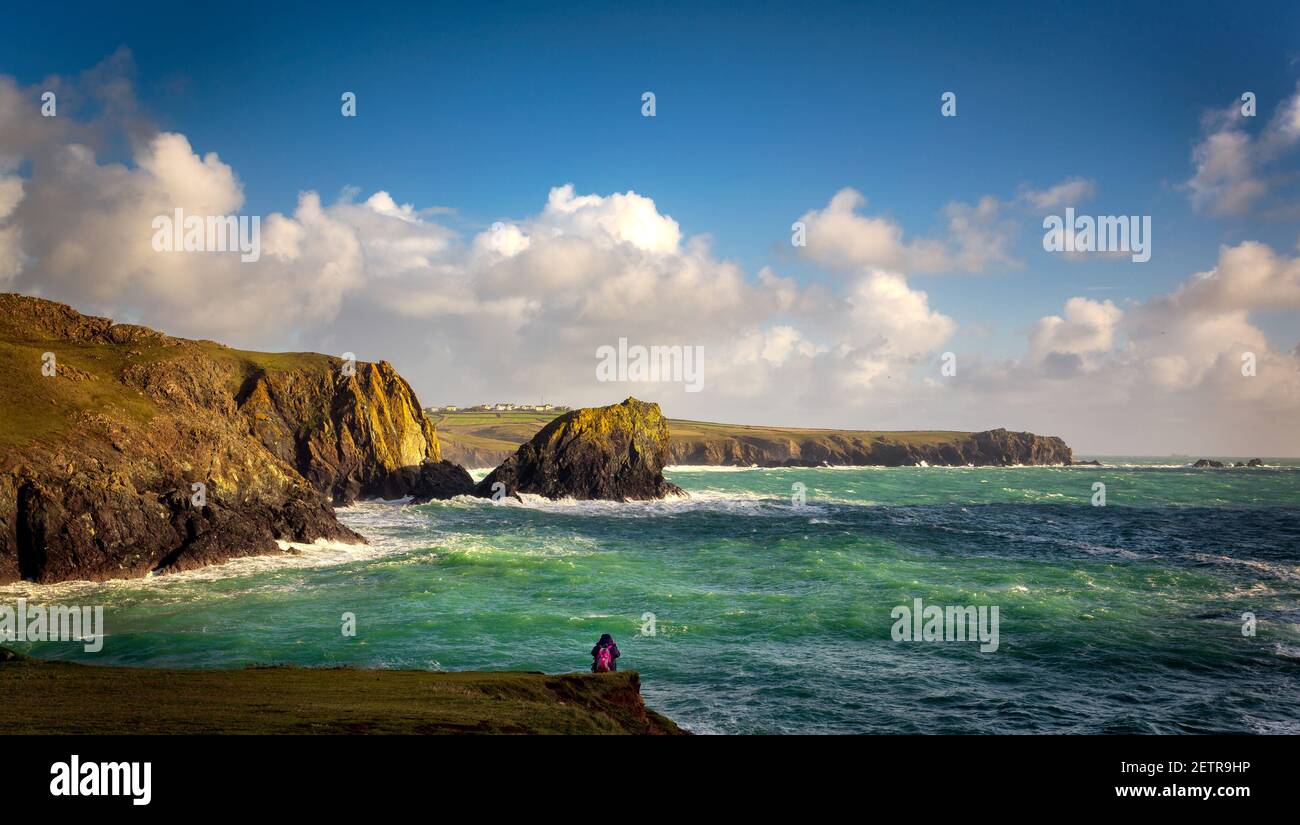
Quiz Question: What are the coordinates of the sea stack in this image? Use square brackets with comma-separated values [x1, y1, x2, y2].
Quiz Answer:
[475, 397, 685, 501]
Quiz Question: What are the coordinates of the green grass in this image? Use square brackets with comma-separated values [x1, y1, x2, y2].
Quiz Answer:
[0, 650, 682, 735]
[0, 338, 168, 448]
[0, 328, 351, 451]
[194, 342, 339, 395]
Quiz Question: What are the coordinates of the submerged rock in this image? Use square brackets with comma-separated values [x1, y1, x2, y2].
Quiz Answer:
[476, 398, 685, 501]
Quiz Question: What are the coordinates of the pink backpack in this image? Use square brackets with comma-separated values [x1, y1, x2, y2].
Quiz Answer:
[594, 645, 614, 672]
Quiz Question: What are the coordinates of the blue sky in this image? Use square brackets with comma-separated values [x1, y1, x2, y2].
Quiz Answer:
[2, 1, 1299, 451]
[9, 3, 1298, 257]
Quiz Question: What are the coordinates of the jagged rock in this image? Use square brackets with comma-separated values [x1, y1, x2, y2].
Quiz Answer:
[1247, 458, 1264, 467]
[408, 460, 477, 503]
[1191, 459, 1226, 468]
[238, 358, 441, 503]
[476, 398, 684, 501]
[0, 294, 451, 584]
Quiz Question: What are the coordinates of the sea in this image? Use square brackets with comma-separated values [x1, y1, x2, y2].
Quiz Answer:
[4, 458, 1298, 734]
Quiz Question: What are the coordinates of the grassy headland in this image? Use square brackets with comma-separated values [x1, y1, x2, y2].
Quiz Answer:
[0, 649, 682, 735]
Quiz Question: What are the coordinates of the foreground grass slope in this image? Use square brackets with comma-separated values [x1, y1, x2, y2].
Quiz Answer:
[0, 649, 682, 735]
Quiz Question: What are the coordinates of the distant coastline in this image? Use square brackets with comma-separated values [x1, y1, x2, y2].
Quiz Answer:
[429, 409, 1073, 469]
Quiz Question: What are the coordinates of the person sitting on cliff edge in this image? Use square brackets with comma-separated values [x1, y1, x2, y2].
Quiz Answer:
[591, 633, 620, 673]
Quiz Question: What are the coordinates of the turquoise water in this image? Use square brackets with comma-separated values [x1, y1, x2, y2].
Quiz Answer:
[5, 461, 1300, 734]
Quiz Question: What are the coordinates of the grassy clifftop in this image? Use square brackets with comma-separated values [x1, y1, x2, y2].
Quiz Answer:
[0, 649, 683, 735]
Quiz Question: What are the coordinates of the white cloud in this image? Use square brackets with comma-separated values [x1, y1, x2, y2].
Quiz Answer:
[1185, 84, 1300, 216]
[1029, 297, 1123, 363]
[796, 187, 1018, 274]
[537, 183, 681, 253]
[1018, 177, 1096, 210]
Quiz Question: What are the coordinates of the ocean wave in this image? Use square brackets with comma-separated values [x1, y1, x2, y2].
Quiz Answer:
[407, 488, 847, 518]
[0, 537, 387, 601]
[1191, 553, 1300, 584]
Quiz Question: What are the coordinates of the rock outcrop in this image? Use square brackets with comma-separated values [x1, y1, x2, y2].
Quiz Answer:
[1191, 459, 1226, 468]
[0, 294, 454, 584]
[238, 358, 440, 503]
[408, 460, 477, 503]
[438, 441, 517, 470]
[665, 427, 1074, 467]
[475, 398, 684, 501]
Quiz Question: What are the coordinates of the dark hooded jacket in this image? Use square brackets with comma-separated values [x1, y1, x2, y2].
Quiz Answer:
[591, 633, 620, 672]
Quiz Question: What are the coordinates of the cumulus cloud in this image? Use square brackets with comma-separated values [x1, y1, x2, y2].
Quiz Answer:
[794, 187, 1015, 274]
[1127, 241, 1299, 389]
[1185, 84, 1300, 216]
[1028, 297, 1123, 364]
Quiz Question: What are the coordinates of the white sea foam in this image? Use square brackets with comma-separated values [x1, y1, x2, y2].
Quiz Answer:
[0, 536, 387, 601]
[423, 488, 844, 519]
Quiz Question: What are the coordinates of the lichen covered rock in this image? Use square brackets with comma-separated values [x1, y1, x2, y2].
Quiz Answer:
[476, 398, 684, 501]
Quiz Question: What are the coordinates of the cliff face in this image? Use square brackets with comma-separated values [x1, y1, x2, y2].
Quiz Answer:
[239, 359, 440, 503]
[665, 427, 1073, 467]
[476, 398, 684, 501]
[0, 294, 445, 584]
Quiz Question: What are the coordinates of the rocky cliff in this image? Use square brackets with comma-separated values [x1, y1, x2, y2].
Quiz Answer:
[0, 294, 449, 584]
[476, 398, 684, 501]
[239, 358, 440, 502]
